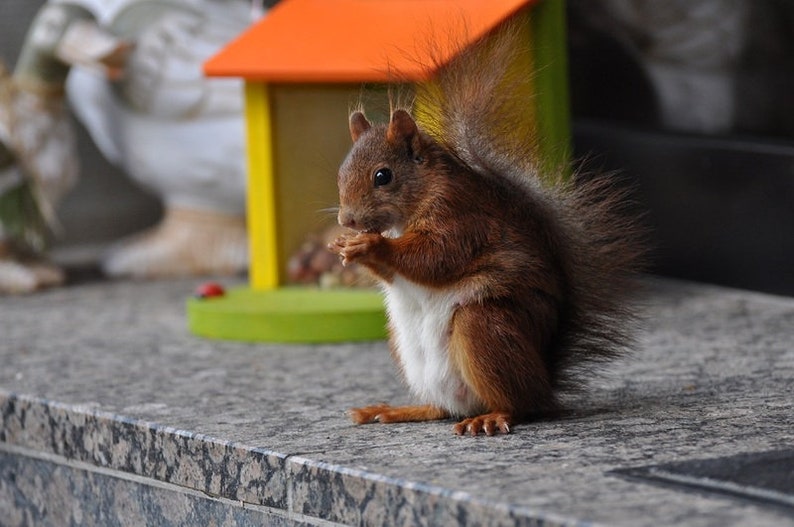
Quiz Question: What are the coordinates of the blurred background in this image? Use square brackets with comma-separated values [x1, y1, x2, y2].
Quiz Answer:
[568, 0, 794, 296]
[2, 0, 792, 295]
[2, 0, 162, 261]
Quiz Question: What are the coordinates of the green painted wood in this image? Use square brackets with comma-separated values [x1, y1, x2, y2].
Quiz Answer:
[187, 287, 387, 343]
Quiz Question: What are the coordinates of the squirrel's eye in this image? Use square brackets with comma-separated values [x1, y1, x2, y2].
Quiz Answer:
[373, 167, 393, 187]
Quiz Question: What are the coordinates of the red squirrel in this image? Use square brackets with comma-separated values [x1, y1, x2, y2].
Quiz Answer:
[329, 27, 644, 436]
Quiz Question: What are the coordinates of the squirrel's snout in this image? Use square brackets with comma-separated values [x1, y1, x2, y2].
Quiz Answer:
[338, 210, 358, 230]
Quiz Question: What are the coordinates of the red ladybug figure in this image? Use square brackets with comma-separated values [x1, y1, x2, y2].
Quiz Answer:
[194, 282, 225, 299]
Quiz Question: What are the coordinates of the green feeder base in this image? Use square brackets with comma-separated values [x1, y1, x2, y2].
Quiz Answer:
[187, 286, 388, 343]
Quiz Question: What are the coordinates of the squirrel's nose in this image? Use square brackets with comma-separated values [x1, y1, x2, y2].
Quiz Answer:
[338, 210, 358, 230]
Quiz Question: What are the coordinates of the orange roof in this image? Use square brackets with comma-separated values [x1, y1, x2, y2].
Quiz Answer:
[205, 0, 536, 83]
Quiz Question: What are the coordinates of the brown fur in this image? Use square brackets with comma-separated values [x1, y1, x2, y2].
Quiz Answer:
[329, 25, 644, 436]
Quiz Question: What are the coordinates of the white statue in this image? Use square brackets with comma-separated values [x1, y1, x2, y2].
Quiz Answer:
[1, 0, 253, 293]
[0, 2, 125, 293]
[63, 0, 252, 278]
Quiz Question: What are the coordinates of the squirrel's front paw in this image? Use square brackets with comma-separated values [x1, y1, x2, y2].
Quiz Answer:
[328, 232, 382, 266]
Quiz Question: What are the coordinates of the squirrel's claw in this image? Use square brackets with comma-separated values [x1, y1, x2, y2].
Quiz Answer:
[327, 236, 352, 265]
[454, 413, 512, 436]
[327, 236, 345, 255]
[329, 232, 381, 267]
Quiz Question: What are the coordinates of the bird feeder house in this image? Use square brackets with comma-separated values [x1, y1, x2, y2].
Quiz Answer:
[189, 0, 570, 342]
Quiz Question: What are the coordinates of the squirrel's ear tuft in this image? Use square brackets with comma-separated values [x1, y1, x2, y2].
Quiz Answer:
[349, 112, 371, 142]
[387, 109, 418, 144]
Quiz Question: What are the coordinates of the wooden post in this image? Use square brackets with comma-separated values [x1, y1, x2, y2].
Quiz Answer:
[244, 81, 280, 290]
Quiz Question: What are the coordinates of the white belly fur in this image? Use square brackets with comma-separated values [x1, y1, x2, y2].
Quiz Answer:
[384, 276, 484, 416]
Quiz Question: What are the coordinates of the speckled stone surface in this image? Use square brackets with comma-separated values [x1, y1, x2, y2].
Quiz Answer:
[1, 277, 793, 526]
[0, 448, 304, 527]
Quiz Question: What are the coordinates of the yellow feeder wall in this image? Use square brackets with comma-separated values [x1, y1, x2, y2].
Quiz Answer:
[245, 82, 393, 290]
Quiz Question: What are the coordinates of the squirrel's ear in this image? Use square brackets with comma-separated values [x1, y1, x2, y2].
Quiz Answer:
[387, 109, 418, 144]
[349, 112, 371, 142]
[388, 110, 424, 159]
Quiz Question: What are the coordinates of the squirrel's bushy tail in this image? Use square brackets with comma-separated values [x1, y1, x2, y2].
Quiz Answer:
[413, 21, 541, 184]
[549, 173, 647, 390]
[413, 21, 646, 389]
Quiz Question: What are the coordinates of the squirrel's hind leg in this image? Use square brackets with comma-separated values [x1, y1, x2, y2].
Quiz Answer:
[447, 299, 558, 436]
[349, 404, 449, 424]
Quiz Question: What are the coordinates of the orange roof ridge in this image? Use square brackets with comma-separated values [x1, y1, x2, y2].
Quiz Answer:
[205, 0, 535, 83]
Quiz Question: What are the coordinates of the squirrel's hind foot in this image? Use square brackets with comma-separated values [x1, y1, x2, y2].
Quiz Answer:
[349, 404, 449, 424]
[453, 413, 512, 436]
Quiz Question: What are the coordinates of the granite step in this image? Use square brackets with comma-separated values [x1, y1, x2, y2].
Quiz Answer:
[1, 277, 793, 526]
